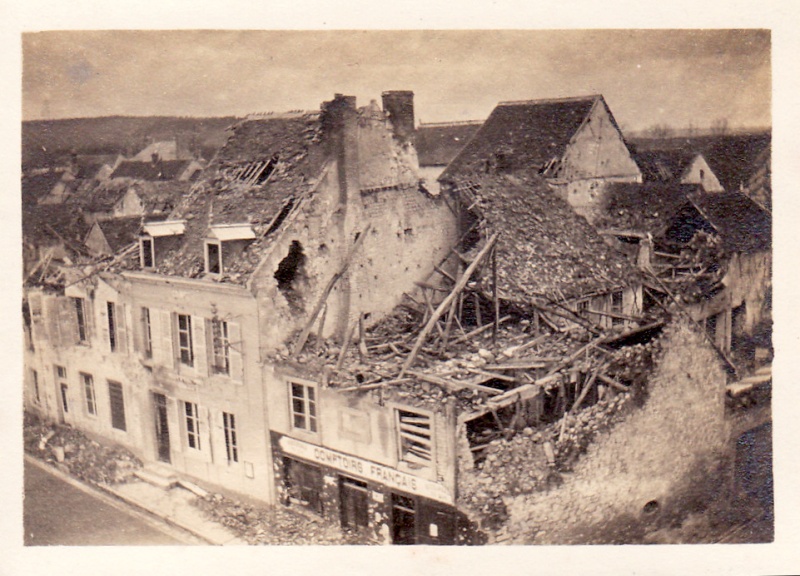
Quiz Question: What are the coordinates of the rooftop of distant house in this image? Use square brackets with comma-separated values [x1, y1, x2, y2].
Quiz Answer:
[595, 182, 703, 235]
[110, 158, 203, 181]
[440, 95, 610, 182]
[415, 120, 483, 167]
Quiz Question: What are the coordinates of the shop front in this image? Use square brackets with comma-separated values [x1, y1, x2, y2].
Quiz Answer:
[272, 433, 471, 544]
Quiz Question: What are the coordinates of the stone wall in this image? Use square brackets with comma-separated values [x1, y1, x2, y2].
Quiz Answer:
[498, 320, 730, 544]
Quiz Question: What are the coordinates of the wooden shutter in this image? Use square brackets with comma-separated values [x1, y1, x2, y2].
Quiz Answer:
[192, 316, 208, 376]
[198, 405, 214, 463]
[29, 293, 47, 343]
[159, 310, 176, 368]
[228, 321, 243, 383]
[56, 297, 77, 346]
[115, 303, 128, 354]
[44, 296, 59, 344]
[211, 409, 228, 465]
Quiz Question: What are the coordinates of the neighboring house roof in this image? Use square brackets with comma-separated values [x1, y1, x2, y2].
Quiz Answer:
[93, 217, 143, 253]
[415, 121, 483, 166]
[684, 192, 771, 254]
[132, 140, 181, 161]
[633, 150, 698, 183]
[460, 171, 639, 302]
[440, 95, 605, 182]
[22, 203, 90, 250]
[21, 171, 64, 205]
[67, 179, 189, 214]
[596, 182, 702, 235]
[630, 132, 771, 193]
[110, 159, 199, 181]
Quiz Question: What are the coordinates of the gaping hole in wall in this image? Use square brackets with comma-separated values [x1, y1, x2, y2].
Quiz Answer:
[274, 240, 307, 312]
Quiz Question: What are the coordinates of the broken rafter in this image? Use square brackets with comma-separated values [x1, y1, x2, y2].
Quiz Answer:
[407, 369, 502, 396]
[452, 315, 512, 344]
[571, 369, 600, 412]
[597, 373, 629, 392]
[400, 233, 499, 377]
[292, 224, 372, 356]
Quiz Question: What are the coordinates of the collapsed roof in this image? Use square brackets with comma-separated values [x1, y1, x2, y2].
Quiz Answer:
[458, 172, 639, 303]
[67, 179, 190, 214]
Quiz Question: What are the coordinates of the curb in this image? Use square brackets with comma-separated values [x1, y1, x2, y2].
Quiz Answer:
[24, 454, 240, 546]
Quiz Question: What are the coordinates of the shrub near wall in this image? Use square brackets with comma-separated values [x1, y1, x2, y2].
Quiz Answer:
[505, 320, 730, 544]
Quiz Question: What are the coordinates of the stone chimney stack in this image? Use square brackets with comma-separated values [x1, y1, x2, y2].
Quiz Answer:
[381, 90, 415, 145]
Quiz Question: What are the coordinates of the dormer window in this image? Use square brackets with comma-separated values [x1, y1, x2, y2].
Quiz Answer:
[204, 224, 256, 275]
[140, 236, 155, 268]
[140, 220, 186, 270]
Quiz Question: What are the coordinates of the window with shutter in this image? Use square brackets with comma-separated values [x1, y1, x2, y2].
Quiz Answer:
[107, 302, 118, 352]
[81, 373, 96, 416]
[141, 307, 153, 358]
[223, 411, 238, 463]
[108, 381, 127, 431]
[177, 314, 193, 366]
[72, 297, 88, 343]
[396, 408, 433, 470]
[210, 319, 230, 375]
[184, 401, 201, 450]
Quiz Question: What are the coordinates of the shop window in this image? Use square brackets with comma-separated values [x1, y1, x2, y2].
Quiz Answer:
[284, 458, 323, 514]
[211, 319, 230, 375]
[184, 401, 201, 450]
[81, 373, 96, 416]
[391, 493, 417, 545]
[340, 476, 369, 530]
[176, 314, 194, 367]
[223, 411, 238, 464]
[396, 408, 433, 470]
[108, 381, 127, 431]
[290, 381, 317, 433]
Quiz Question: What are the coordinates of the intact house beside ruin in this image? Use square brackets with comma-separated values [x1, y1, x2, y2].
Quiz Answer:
[439, 95, 642, 224]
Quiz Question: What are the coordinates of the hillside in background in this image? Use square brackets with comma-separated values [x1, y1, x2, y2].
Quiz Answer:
[22, 116, 239, 169]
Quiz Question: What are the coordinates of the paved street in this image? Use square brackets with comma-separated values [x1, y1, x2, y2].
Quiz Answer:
[24, 459, 190, 545]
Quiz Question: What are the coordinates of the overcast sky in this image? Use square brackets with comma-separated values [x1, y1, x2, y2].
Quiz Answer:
[22, 29, 770, 132]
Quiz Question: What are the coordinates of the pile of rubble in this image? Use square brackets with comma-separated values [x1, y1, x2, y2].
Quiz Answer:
[24, 411, 142, 485]
[193, 492, 374, 545]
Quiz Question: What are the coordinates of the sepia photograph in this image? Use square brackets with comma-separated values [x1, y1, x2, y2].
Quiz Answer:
[18, 27, 776, 549]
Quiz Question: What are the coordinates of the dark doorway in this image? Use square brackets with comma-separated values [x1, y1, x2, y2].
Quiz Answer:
[391, 493, 417, 544]
[153, 393, 171, 463]
[339, 476, 369, 531]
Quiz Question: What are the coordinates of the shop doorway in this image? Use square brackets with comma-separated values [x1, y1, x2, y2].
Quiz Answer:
[339, 476, 369, 531]
[391, 493, 417, 544]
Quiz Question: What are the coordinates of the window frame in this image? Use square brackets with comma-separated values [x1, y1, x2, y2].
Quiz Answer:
[210, 319, 230, 375]
[184, 401, 201, 450]
[81, 372, 97, 417]
[107, 301, 117, 352]
[610, 290, 624, 327]
[140, 235, 155, 269]
[395, 406, 434, 471]
[108, 380, 127, 432]
[141, 307, 153, 358]
[72, 297, 88, 343]
[222, 411, 238, 464]
[289, 379, 318, 434]
[205, 240, 222, 275]
[176, 314, 194, 367]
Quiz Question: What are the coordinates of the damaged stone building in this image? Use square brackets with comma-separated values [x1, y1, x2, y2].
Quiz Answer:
[22, 90, 768, 545]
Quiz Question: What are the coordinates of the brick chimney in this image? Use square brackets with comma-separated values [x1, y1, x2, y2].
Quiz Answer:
[381, 90, 415, 145]
[321, 93, 360, 206]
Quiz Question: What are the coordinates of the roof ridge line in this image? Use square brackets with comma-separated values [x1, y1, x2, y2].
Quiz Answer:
[497, 94, 602, 106]
[418, 120, 484, 127]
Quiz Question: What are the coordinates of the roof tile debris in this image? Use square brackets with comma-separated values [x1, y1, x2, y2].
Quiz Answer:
[461, 172, 639, 302]
[67, 179, 190, 214]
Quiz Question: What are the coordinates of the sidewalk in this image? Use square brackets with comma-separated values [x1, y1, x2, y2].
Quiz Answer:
[25, 454, 245, 545]
[99, 479, 246, 545]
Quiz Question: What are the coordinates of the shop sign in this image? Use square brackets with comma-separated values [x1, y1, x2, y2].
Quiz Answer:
[279, 436, 453, 504]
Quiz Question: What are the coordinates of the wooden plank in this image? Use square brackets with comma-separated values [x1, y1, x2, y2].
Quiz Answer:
[336, 378, 412, 392]
[407, 369, 503, 396]
[571, 370, 600, 412]
[482, 362, 547, 371]
[467, 367, 517, 383]
[452, 315, 512, 344]
[400, 234, 499, 376]
[335, 322, 356, 371]
[597, 373, 629, 392]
